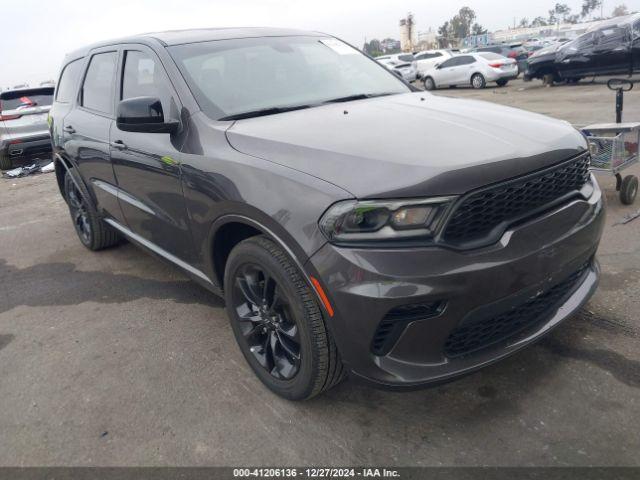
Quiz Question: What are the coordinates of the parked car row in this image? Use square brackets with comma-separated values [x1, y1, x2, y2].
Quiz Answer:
[525, 13, 640, 85]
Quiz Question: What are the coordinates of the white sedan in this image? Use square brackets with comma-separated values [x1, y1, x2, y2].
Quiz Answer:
[421, 52, 518, 90]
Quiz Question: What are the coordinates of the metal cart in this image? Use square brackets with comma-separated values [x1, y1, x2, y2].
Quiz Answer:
[582, 122, 639, 205]
[581, 79, 639, 205]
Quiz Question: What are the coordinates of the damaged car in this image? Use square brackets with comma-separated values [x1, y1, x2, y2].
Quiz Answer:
[526, 13, 640, 85]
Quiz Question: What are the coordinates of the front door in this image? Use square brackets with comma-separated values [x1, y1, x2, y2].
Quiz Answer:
[110, 45, 195, 263]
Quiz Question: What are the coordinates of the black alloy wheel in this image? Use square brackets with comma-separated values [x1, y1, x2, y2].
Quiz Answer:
[224, 236, 345, 400]
[65, 175, 93, 246]
[63, 172, 121, 250]
[231, 262, 301, 380]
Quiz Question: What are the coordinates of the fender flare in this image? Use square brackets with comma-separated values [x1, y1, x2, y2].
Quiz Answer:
[207, 213, 332, 317]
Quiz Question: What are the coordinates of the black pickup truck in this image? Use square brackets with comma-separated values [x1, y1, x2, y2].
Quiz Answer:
[525, 14, 640, 85]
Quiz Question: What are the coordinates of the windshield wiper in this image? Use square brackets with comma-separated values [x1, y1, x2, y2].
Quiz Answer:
[220, 104, 312, 121]
[321, 92, 397, 104]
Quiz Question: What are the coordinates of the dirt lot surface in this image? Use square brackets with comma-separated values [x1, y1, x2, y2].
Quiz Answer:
[1, 78, 639, 466]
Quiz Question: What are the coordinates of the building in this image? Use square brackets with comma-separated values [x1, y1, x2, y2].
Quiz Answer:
[399, 14, 415, 52]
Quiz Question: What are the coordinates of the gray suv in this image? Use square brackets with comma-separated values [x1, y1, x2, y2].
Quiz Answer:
[0, 86, 54, 169]
[50, 28, 604, 400]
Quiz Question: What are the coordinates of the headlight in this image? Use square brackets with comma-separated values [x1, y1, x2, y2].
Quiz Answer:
[319, 197, 456, 244]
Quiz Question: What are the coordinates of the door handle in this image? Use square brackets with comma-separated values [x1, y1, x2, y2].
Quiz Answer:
[63, 125, 76, 133]
[111, 140, 127, 150]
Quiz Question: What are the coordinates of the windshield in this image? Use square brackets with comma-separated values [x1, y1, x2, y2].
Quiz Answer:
[168, 36, 409, 120]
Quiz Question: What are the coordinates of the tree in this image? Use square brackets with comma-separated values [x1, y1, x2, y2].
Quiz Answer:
[612, 4, 629, 16]
[548, 3, 572, 24]
[531, 16, 549, 27]
[449, 7, 477, 39]
[518, 18, 530, 28]
[581, 0, 602, 18]
[472, 23, 487, 35]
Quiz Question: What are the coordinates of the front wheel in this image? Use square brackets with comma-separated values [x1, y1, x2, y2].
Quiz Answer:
[423, 77, 436, 91]
[471, 73, 486, 89]
[224, 236, 344, 400]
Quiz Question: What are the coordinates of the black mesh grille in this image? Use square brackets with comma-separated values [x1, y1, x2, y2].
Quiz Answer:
[444, 263, 590, 358]
[442, 154, 591, 246]
[371, 301, 444, 356]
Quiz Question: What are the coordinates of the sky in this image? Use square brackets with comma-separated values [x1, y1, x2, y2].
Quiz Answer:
[2, 0, 639, 88]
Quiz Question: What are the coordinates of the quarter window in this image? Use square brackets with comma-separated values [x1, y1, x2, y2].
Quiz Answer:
[55, 59, 83, 103]
[81, 52, 118, 114]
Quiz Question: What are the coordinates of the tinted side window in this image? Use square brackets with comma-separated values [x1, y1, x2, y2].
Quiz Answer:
[458, 56, 475, 65]
[81, 52, 118, 114]
[55, 59, 83, 103]
[633, 20, 640, 39]
[439, 57, 458, 68]
[122, 50, 174, 113]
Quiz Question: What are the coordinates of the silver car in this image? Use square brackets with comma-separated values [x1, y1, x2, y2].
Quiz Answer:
[422, 52, 518, 90]
[0, 86, 54, 170]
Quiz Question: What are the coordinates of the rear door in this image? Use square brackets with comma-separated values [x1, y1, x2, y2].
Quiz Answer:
[590, 26, 632, 75]
[61, 48, 124, 222]
[110, 45, 194, 262]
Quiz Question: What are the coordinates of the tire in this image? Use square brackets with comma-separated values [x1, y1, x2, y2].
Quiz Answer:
[63, 172, 121, 250]
[471, 73, 486, 89]
[620, 175, 638, 205]
[423, 77, 436, 91]
[496, 79, 509, 87]
[224, 235, 345, 400]
[542, 73, 558, 86]
[0, 151, 11, 170]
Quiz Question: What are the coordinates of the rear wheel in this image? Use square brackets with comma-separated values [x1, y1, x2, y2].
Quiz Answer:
[225, 236, 344, 400]
[64, 173, 121, 250]
[542, 72, 559, 86]
[0, 151, 11, 170]
[423, 77, 436, 91]
[496, 79, 509, 87]
[471, 73, 486, 89]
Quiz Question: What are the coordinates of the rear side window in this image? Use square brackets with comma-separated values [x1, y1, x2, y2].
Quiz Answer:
[457, 56, 476, 65]
[439, 57, 459, 68]
[55, 59, 84, 103]
[0, 88, 54, 111]
[81, 52, 118, 114]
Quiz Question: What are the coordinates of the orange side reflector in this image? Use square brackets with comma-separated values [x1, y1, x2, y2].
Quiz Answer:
[310, 276, 334, 317]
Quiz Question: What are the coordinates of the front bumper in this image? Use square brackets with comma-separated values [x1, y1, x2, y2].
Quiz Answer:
[308, 177, 605, 388]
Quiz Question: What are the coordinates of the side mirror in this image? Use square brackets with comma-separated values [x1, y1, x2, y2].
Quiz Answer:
[116, 96, 179, 134]
[435, 63, 441, 69]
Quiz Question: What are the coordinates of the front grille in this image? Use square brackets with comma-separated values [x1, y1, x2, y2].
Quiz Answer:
[442, 154, 591, 246]
[444, 262, 590, 358]
[371, 301, 444, 356]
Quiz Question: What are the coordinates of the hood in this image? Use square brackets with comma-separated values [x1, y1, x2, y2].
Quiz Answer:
[226, 92, 586, 198]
